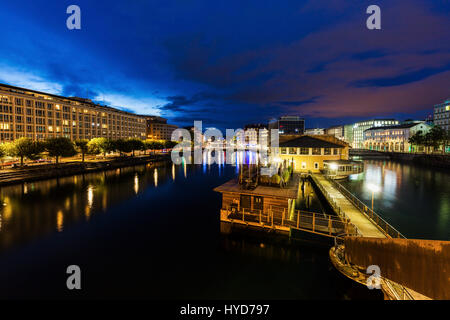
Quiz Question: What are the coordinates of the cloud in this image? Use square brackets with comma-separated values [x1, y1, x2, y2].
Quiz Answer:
[0, 65, 63, 94]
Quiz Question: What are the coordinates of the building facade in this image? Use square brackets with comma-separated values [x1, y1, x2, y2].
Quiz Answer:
[304, 128, 325, 135]
[278, 135, 349, 173]
[363, 122, 431, 152]
[269, 116, 305, 135]
[244, 123, 268, 147]
[0, 83, 147, 142]
[143, 115, 178, 140]
[352, 119, 399, 148]
[434, 98, 450, 132]
[326, 125, 344, 140]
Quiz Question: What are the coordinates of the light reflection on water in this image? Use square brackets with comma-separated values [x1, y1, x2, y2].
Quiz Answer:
[342, 160, 450, 240]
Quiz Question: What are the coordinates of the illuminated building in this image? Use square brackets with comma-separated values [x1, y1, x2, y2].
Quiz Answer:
[278, 135, 351, 173]
[142, 115, 178, 140]
[268, 116, 305, 135]
[352, 119, 398, 148]
[304, 128, 325, 135]
[363, 122, 432, 152]
[0, 83, 146, 141]
[433, 98, 450, 132]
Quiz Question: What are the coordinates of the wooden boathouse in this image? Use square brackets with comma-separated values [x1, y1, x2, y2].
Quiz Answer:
[214, 164, 355, 238]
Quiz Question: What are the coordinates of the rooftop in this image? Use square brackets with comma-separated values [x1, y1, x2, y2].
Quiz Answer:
[214, 173, 301, 199]
[364, 122, 426, 131]
[280, 135, 344, 148]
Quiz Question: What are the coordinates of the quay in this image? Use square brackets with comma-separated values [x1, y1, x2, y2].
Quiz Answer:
[215, 163, 449, 300]
[0, 154, 170, 186]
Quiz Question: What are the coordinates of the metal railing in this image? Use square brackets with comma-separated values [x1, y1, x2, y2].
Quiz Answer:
[323, 175, 405, 239]
[224, 205, 355, 237]
[310, 174, 362, 237]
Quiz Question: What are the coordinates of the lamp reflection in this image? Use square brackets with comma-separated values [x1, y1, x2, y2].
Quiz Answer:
[57, 210, 64, 232]
[154, 168, 158, 187]
[87, 185, 94, 208]
[134, 174, 139, 194]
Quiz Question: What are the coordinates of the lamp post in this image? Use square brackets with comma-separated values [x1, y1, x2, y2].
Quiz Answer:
[367, 183, 381, 212]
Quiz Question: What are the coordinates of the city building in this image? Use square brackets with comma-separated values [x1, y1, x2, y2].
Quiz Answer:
[433, 98, 450, 131]
[143, 115, 178, 140]
[343, 124, 354, 145]
[244, 123, 268, 147]
[304, 128, 325, 135]
[268, 116, 305, 135]
[326, 125, 344, 140]
[363, 121, 432, 152]
[278, 135, 351, 173]
[0, 83, 146, 142]
[352, 119, 399, 148]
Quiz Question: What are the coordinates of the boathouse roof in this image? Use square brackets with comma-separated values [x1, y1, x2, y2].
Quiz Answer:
[279, 135, 344, 148]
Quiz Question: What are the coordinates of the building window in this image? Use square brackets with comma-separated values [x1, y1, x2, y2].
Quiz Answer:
[281, 147, 287, 154]
[333, 148, 338, 155]
[301, 162, 307, 169]
[312, 148, 321, 155]
[314, 162, 319, 170]
[289, 148, 297, 155]
[300, 147, 309, 155]
[324, 148, 331, 155]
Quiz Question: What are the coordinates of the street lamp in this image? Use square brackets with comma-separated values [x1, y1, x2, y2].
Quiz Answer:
[367, 183, 381, 212]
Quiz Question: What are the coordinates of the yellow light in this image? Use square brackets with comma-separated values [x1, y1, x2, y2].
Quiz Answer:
[330, 163, 338, 170]
[367, 183, 381, 193]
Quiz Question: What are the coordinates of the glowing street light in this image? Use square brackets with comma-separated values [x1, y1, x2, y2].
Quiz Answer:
[367, 183, 381, 212]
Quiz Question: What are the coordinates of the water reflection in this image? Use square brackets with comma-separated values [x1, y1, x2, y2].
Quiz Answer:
[341, 160, 450, 240]
[0, 162, 169, 251]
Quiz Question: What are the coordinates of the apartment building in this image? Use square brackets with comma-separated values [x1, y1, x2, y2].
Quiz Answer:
[143, 115, 178, 140]
[0, 83, 147, 142]
[434, 98, 450, 131]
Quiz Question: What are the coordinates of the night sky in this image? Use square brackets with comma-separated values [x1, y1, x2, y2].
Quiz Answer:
[1, 0, 449, 130]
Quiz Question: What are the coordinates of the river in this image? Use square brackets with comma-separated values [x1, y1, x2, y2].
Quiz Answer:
[1, 156, 446, 298]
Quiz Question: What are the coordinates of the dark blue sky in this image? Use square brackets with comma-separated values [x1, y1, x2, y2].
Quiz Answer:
[1, 0, 449, 130]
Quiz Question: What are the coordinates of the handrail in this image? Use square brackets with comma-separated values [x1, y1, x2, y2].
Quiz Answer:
[310, 174, 362, 237]
[322, 175, 405, 239]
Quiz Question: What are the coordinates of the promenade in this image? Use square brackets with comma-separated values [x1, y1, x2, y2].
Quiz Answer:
[312, 174, 386, 238]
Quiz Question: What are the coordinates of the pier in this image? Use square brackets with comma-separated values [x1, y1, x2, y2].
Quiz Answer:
[215, 167, 449, 300]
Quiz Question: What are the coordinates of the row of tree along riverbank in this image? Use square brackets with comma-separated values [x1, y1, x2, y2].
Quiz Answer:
[0, 154, 171, 186]
[0, 137, 177, 166]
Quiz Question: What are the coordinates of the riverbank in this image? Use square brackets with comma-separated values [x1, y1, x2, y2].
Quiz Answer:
[0, 154, 171, 186]
[384, 152, 450, 170]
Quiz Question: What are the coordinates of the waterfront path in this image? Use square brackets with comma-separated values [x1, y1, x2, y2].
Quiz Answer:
[312, 174, 386, 238]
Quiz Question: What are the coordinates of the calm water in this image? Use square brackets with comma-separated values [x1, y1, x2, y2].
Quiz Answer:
[0, 159, 381, 299]
[341, 160, 450, 240]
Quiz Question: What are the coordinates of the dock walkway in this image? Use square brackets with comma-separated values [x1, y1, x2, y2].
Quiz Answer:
[312, 174, 386, 238]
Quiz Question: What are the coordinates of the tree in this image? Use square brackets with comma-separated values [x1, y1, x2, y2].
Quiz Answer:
[45, 137, 77, 164]
[88, 138, 115, 157]
[8, 138, 44, 166]
[424, 126, 446, 153]
[127, 138, 145, 156]
[163, 140, 178, 149]
[144, 140, 163, 154]
[115, 139, 133, 156]
[74, 139, 89, 162]
[0, 144, 6, 168]
[408, 131, 425, 153]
